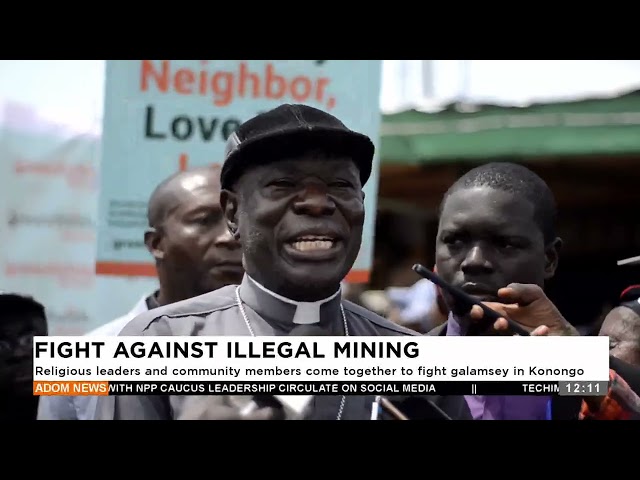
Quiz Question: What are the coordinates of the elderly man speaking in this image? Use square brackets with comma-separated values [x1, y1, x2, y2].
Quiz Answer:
[93, 104, 472, 421]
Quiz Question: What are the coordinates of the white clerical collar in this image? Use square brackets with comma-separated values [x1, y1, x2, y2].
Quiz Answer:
[246, 275, 340, 325]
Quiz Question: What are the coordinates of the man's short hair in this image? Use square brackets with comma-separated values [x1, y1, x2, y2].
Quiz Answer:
[440, 162, 557, 244]
[0, 292, 48, 334]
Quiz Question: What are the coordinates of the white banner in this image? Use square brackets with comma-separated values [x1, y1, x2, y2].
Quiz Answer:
[0, 100, 101, 335]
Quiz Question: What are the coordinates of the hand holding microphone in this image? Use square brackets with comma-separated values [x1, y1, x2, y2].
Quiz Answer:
[412, 264, 578, 337]
[412, 264, 532, 336]
[467, 282, 578, 337]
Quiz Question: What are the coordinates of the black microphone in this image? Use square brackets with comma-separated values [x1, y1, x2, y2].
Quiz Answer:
[412, 263, 530, 336]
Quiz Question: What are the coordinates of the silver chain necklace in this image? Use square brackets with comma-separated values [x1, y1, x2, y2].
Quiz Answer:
[235, 285, 348, 420]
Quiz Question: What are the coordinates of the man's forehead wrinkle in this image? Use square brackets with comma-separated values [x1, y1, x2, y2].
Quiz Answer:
[151, 186, 198, 227]
[445, 213, 510, 227]
[442, 190, 534, 226]
[440, 217, 535, 243]
[163, 196, 184, 222]
[236, 158, 359, 199]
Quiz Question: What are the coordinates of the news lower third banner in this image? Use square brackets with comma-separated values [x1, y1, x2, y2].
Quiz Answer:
[33, 336, 610, 397]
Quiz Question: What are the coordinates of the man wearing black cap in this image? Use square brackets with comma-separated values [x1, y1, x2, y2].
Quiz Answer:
[94, 104, 471, 420]
[0, 292, 48, 420]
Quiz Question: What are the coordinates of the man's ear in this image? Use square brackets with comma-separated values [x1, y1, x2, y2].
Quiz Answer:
[220, 189, 239, 239]
[544, 236, 562, 280]
[144, 228, 164, 260]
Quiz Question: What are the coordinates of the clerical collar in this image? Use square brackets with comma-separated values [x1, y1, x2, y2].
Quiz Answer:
[238, 274, 342, 330]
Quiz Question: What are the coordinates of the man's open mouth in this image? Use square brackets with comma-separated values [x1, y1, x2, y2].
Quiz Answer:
[283, 232, 344, 262]
[289, 236, 337, 252]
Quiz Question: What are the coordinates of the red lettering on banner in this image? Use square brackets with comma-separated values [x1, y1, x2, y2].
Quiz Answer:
[139, 60, 337, 110]
[5, 263, 94, 288]
[13, 160, 96, 191]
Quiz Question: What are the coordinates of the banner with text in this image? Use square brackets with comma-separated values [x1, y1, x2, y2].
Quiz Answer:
[33, 336, 610, 397]
[0, 101, 100, 334]
[96, 60, 382, 288]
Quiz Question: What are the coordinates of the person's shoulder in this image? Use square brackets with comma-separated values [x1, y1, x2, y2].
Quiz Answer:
[425, 322, 448, 336]
[85, 313, 135, 337]
[85, 293, 153, 337]
[119, 285, 239, 336]
[342, 299, 419, 336]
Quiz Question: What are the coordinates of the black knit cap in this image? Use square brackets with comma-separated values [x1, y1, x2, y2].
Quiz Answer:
[221, 104, 375, 190]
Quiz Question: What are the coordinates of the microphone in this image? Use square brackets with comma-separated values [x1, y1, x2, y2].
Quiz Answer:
[240, 323, 330, 419]
[412, 263, 530, 336]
